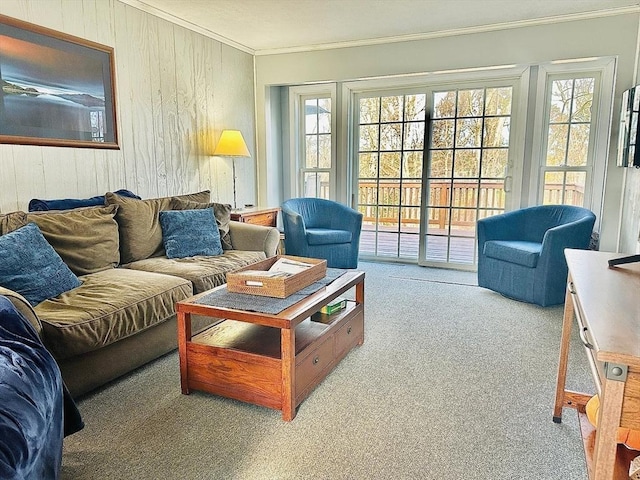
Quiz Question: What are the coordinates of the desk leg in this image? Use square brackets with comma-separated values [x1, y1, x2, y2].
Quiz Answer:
[177, 311, 191, 395]
[281, 327, 296, 421]
[553, 284, 574, 422]
[593, 379, 625, 480]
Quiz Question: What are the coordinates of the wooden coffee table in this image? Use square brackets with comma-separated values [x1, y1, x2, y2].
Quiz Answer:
[176, 270, 364, 420]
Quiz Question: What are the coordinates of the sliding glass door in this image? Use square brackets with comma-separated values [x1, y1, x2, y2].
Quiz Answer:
[356, 82, 517, 268]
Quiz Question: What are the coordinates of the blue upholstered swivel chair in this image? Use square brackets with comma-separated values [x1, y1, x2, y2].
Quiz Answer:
[281, 198, 363, 268]
[477, 205, 596, 307]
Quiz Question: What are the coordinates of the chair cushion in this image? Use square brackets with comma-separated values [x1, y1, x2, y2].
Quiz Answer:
[159, 208, 223, 259]
[0, 224, 82, 307]
[124, 250, 266, 294]
[483, 240, 542, 268]
[34, 268, 192, 359]
[306, 228, 352, 246]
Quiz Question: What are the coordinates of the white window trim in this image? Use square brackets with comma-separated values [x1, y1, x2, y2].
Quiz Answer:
[529, 57, 616, 227]
[288, 84, 337, 200]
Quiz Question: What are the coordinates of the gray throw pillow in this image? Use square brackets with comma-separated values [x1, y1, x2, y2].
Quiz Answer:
[0, 223, 82, 306]
[159, 208, 223, 259]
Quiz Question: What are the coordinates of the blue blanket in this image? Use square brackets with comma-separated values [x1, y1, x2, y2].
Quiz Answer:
[0, 296, 83, 479]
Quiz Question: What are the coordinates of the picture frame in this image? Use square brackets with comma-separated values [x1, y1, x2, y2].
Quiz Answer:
[0, 14, 119, 149]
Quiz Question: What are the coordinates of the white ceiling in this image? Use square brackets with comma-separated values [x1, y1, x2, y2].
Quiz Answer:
[126, 0, 639, 54]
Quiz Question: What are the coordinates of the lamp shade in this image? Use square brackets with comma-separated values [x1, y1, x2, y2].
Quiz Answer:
[212, 130, 250, 157]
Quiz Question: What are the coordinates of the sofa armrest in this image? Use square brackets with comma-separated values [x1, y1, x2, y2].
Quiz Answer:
[0, 287, 43, 336]
[228, 221, 280, 257]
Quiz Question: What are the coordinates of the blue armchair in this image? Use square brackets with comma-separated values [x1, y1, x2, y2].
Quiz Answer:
[477, 205, 596, 307]
[281, 198, 363, 268]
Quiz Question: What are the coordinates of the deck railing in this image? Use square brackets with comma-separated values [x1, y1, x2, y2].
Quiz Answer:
[356, 180, 584, 229]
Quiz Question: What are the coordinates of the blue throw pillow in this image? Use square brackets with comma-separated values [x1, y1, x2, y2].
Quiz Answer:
[0, 223, 82, 306]
[159, 208, 223, 259]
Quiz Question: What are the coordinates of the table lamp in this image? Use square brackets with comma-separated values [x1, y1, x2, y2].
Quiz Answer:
[213, 130, 251, 210]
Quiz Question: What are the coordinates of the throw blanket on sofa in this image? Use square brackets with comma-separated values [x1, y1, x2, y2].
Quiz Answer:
[0, 296, 83, 480]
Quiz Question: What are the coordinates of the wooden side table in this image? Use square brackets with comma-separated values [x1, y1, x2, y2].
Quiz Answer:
[553, 249, 640, 480]
[230, 207, 279, 227]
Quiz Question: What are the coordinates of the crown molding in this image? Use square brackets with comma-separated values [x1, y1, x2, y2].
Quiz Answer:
[116, 1, 638, 58]
[117, 0, 255, 55]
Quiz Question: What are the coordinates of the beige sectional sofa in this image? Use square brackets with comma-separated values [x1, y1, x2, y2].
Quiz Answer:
[0, 190, 280, 398]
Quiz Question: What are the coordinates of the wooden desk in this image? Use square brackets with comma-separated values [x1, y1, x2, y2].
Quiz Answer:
[230, 207, 279, 227]
[553, 249, 640, 480]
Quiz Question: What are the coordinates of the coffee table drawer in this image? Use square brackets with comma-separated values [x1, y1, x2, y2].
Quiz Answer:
[335, 309, 364, 357]
[296, 335, 333, 397]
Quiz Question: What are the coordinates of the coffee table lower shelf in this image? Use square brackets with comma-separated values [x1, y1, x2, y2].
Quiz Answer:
[181, 302, 364, 419]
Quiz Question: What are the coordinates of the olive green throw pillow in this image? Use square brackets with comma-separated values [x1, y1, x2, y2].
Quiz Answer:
[26, 205, 120, 276]
[106, 190, 211, 264]
[169, 198, 233, 250]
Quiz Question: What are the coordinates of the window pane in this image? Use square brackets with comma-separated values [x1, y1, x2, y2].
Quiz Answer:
[303, 172, 318, 197]
[399, 233, 419, 258]
[318, 134, 331, 168]
[380, 123, 402, 150]
[483, 117, 510, 147]
[567, 124, 590, 166]
[455, 118, 482, 148]
[318, 98, 331, 133]
[359, 124, 379, 151]
[305, 135, 317, 167]
[380, 152, 401, 178]
[359, 153, 378, 178]
[380, 96, 403, 122]
[430, 150, 453, 177]
[457, 89, 484, 117]
[358, 180, 378, 204]
[481, 149, 508, 178]
[402, 151, 423, 178]
[485, 87, 512, 116]
[550, 80, 573, 123]
[478, 180, 505, 209]
[401, 184, 421, 207]
[428, 184, 451, 208]
[572, 78, 594, 123]
[433, 91, 456, 118]
[318, 172, 330, 199]
[425, 234, 447, 261]
[405, 94, 426, 121]
[454, 149, 480, 178]
[431, 119, 454, 148]
[305, 99, 318, 133]
[378, 206, 400, 230]
[379, 180, 400, 205]
[564, 171, 586, 206]
[404, 122, 424, 150]
[543, 171, 565, 204]
[449, 236, 475, 264]
[451, 186, 479, 210]
[546, 124, 569, 166]
[360, 97, 380, 124]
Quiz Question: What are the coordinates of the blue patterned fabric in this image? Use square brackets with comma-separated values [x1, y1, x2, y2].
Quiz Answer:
[281, 198, 363, 269]
[477, 205, 596, 306]
[0, 295, 83, 480]
[28, 189, 140, 212]
[0, 223, 81, 306]
[159, 208, 223, 259]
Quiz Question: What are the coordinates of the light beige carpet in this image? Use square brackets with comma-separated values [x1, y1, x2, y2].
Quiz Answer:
[61, 262, 592, 479]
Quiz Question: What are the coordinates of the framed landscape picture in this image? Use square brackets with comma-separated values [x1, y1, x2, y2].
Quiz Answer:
[0, 14, 119, 149]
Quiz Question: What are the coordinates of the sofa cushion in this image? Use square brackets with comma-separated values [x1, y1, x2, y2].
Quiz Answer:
[483, 240, 542, 268]
[34, 268, 192, 360]
[124, 250, 266, 294]
[0, 211, 27, 235]
[170, 198, 233, 250]
[105, 190, 211, 264]
[28, 189, 139, 212]
[306, 228, 352, 246]
[159, 208, 223, 259]
[26, 205, 120, 276]
[0, 224, 82, 307]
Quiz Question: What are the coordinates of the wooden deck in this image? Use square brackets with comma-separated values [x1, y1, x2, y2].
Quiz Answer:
[359, 227, 477, 265]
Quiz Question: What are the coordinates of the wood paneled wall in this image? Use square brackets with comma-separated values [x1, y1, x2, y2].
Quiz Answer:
[0, 0, 256, 212]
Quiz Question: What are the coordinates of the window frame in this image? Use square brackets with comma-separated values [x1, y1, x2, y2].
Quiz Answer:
[288, 84, 337, 200]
